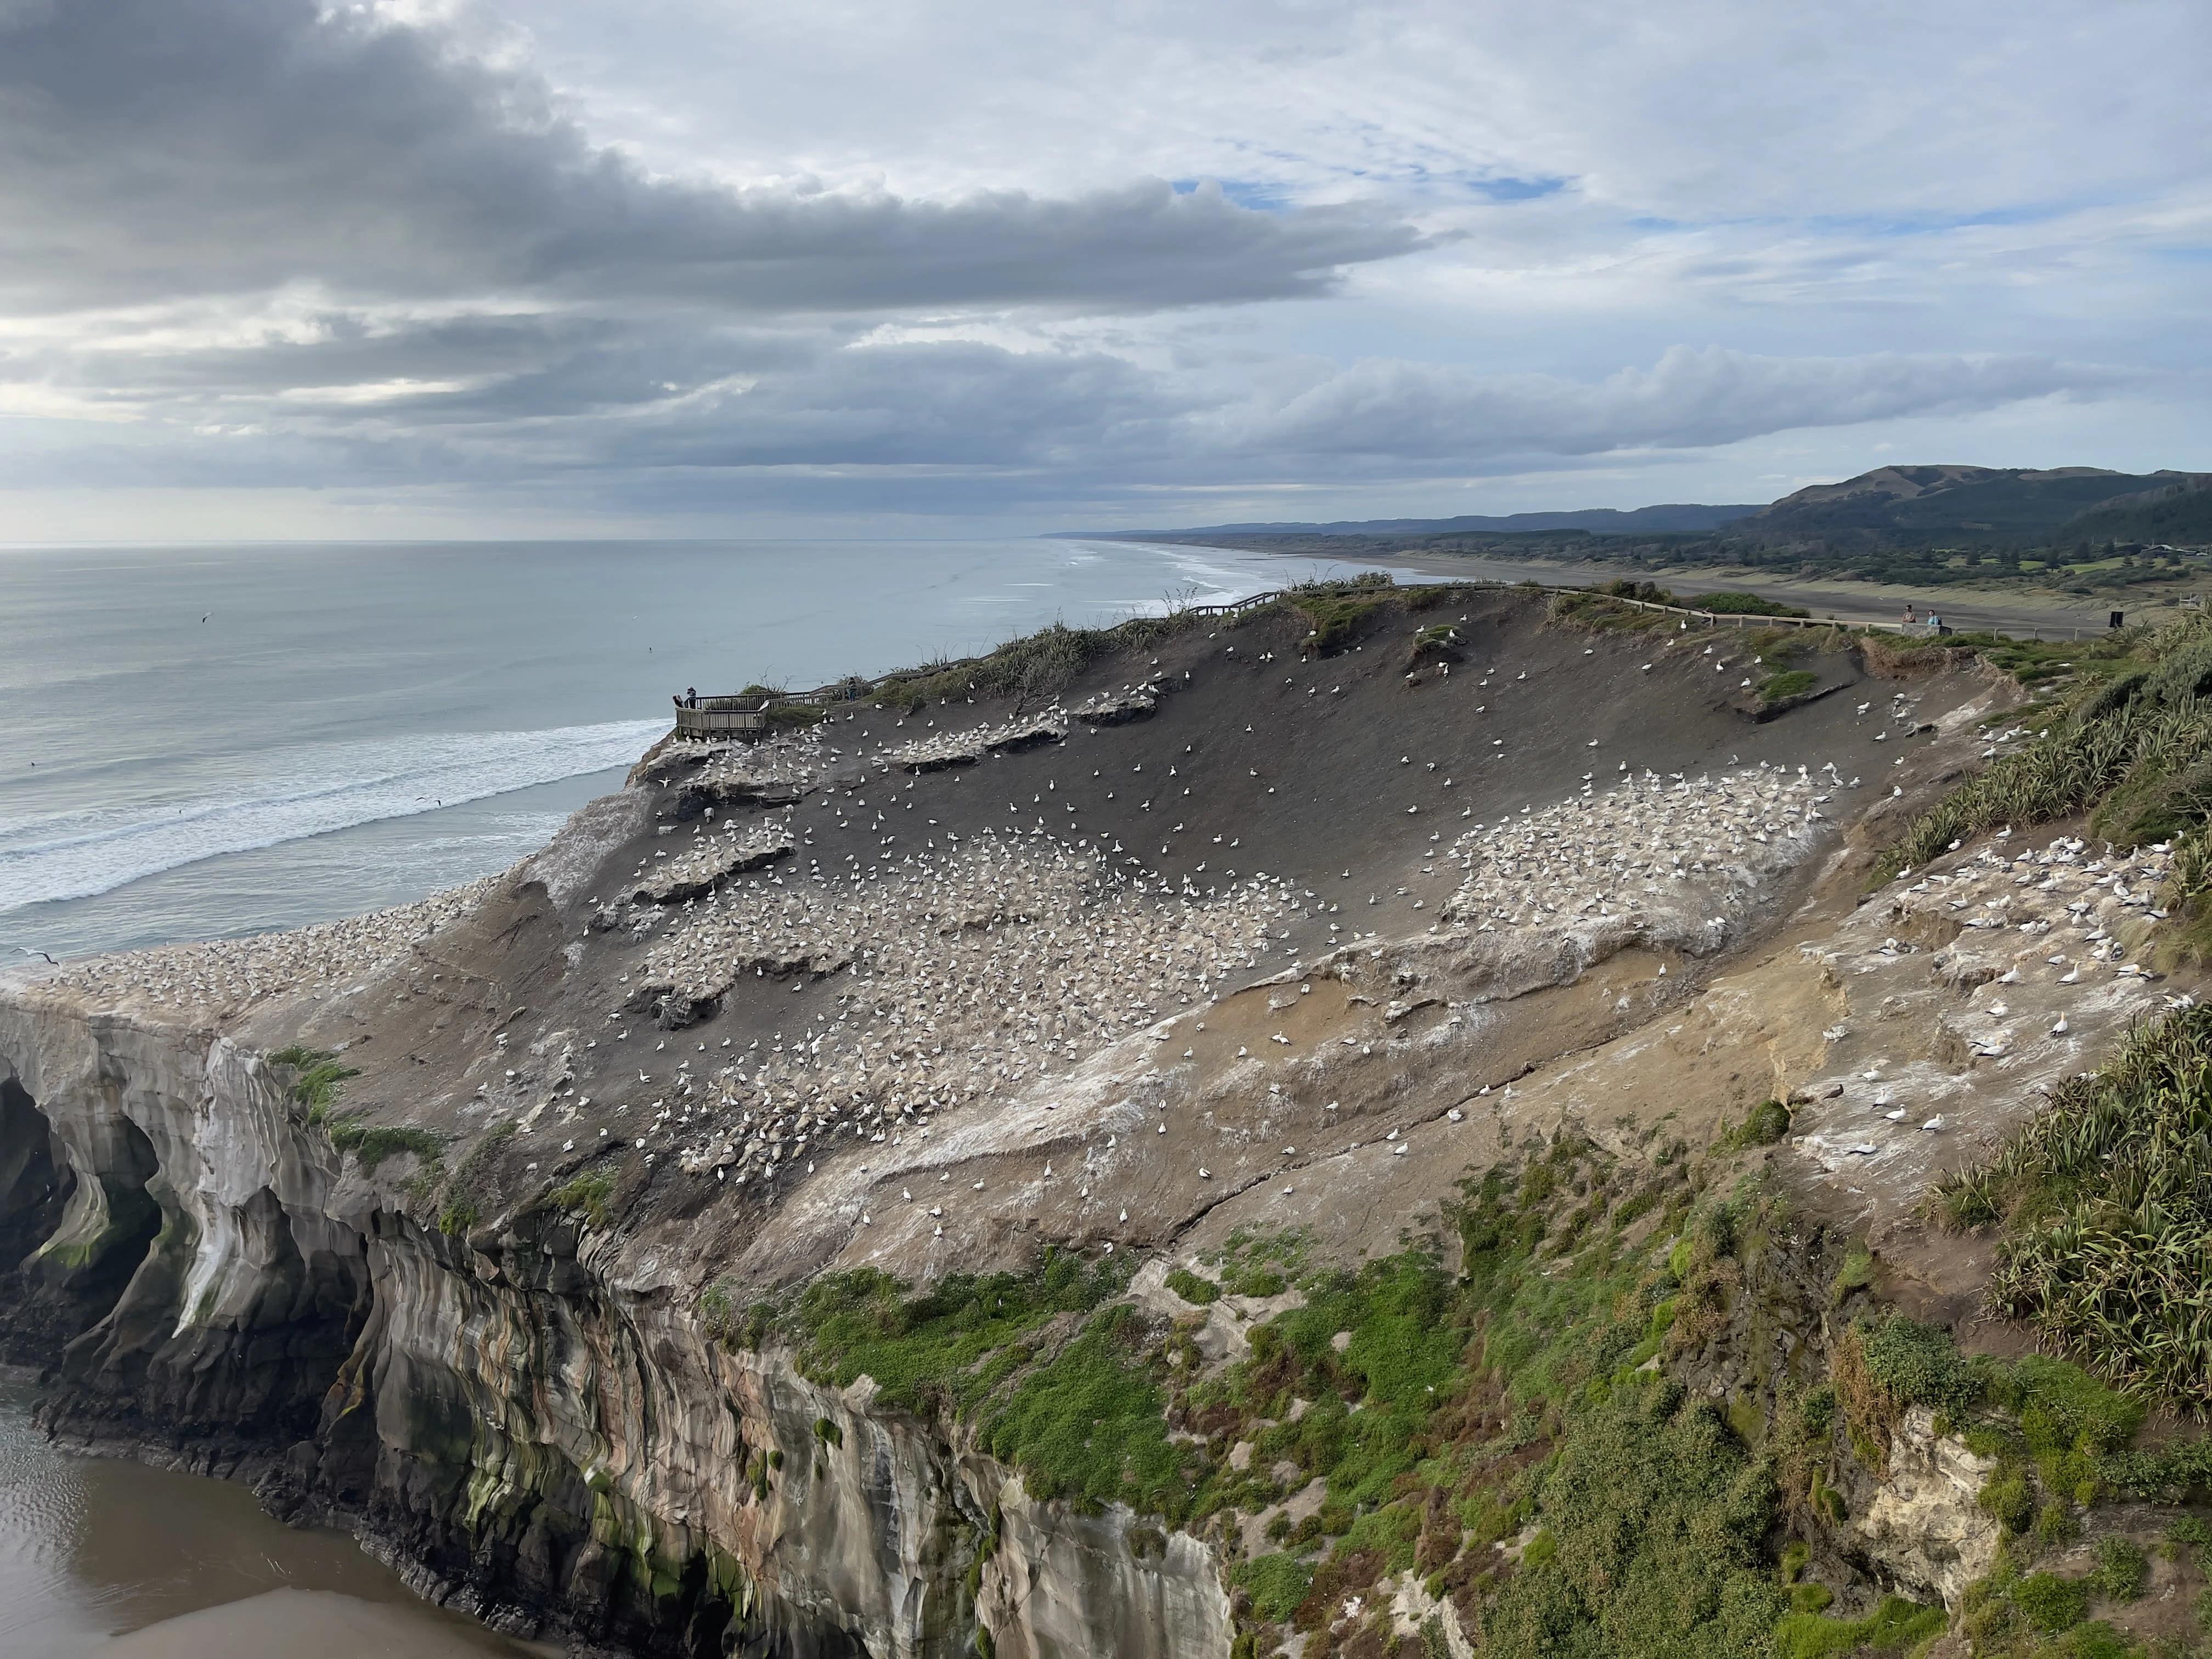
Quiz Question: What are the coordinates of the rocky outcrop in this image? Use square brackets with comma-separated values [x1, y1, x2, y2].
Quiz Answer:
[0, 997, 1228, 1658]
[1855, 1406, 2001, 1610]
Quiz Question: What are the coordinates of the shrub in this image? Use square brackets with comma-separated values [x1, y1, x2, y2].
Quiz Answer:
[1937, 1005, 2212, 1407]
[1288, 580, 1391, 656]
[791, 1251, 1129, 1413]
[1876, 608, 2212, 880]
[2013, 1570, 2090, 1634]
[1479, 1379, 1785, 1658]
[547, 1170, 615, 1228]
[1235, 1553, 1314, 1623]
[1724, 1098, 1792, 1149]
[1857, 1314, 1982, 1421]
[982, 1303, 1192, 1516]
[2090, 1535, 2148, 1602]
[267, 1045, 360, 1121]
[323, 1118, 444, 1173]
[1979, 1469, 2034, 1534]
[1165, 1267, 1222, 1305]
[1684, 591, 1811, 618]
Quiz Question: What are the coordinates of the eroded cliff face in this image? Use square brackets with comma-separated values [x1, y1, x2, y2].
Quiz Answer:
[0, 998, 1227, 1658]
[0, 594, 2070, 1656]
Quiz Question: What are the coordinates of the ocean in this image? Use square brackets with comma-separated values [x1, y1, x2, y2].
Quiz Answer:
[0, 537, 1385, 964]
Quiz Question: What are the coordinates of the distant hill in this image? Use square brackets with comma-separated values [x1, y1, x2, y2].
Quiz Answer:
[1081, 465, 2209, 554]
[2055, 474, 2212, 546]
[1747, 465, 2183, 540]
[1065, 503, 1762, 539]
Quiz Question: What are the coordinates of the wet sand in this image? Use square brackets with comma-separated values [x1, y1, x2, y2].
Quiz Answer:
[98, 1589, 532, 1658]
[0, 1376, 537, 1659]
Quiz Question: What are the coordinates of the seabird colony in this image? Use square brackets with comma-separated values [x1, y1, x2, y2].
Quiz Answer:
[1442, 763, 1831, 933]
[35, 685, 1974, 1211]
[1796, 833, 2184, 1175]
[619, 834, 1299, 1187]
[43, 880, 494, 1012]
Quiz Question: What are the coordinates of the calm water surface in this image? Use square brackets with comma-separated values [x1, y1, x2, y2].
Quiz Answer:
[0, 1376, 537, 1657]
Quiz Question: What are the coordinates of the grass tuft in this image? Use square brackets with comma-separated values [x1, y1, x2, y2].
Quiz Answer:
[324, 1117, 444, 1173]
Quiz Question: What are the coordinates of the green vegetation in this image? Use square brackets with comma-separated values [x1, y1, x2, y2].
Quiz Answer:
[1287, 572, 1394, 656]
[1687, 590, 1812, 618]
[1856, 1313, 1984, 1423]
[1410, 622, 1463, 665]
[2090, 1536, 2148, 1603]
[2064, 478, 2212, 549]
[781, 1251, 1131, 1414]
[1758, 669, 1820, 704]
[1775, 1594, 1947, 1658]
[1170, 1142, 1825, 1656]
[673, 1086, 2207, 1657]
[702, 1252, 1202, 1519]
[1959, 1551, 2163, 1655]
[1175, 467, 2209, 596]
[1206, 1224, 1314, 1298]
[266, 1045, 359, 1122]
[1828, 1245, 1876, 1305]
[324, 1116, 445, 1173]
[546, 1169, 616, 1228]
[1481, 1376, 1786, 1658]
[982, 1304, 1191, 1513]
[1164, 1266, 1221, 1305]
[1874, 609, 2212, 880]
[1723, 1098, 1793, 1150]
[1935, 1003, 2212, 1407]
[871, 604, 1209, 712]
[1234, 1553, 1314, 1623]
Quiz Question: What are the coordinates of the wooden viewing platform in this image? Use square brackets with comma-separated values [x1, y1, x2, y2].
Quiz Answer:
[671, 696, 771, 740]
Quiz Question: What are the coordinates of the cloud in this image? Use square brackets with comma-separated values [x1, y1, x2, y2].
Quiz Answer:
[0, 0, 1423, 314]
[0, 0, 2197, 532]
[1217, 346, 2124, 465]
[0, 325, 2112, 507]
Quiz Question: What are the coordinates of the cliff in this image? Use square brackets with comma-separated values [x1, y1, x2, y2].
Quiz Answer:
[7, 584, 2209, 1658]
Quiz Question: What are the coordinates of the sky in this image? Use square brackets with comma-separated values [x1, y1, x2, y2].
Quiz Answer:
[0, 0, 2205, 540]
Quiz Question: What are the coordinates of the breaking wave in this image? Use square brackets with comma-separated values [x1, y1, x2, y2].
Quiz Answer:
[0, 719, 665, 913]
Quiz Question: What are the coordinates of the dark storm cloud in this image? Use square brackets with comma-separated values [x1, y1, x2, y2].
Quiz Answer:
[0, 0, 1424, 314]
